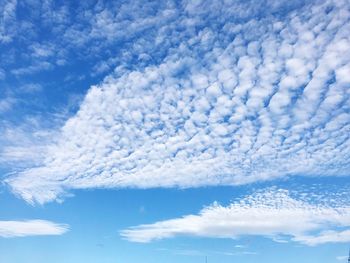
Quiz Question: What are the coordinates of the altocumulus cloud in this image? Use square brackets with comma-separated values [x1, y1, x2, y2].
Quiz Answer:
[0, 220, 69, 238]
[5, 0, 350, 204]
[120, 189, 350, 246]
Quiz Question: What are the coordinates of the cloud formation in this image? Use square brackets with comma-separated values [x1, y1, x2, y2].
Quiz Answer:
[0, 0, 16, 44]
[5, 0, 350, 203]
[0, 220, 69, 238]
[120, 189, 350, 246]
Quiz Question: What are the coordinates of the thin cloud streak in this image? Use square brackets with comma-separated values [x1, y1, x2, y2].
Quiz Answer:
[0, 220, 69, 238]
[120, 189, 350, 246]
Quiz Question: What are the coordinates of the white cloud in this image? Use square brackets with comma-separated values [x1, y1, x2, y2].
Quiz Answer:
[19, 83, 43, 93]
[0, 117, 61, 168]
[11, 61, 53, 76]
[4, 0, 350, 203]
[0, 220, 69, 238]
[0, 97, 16, 113]
[295, 230, 350, 246]
[0, 68, 5, 79]
[30, 43, 55, 58]
[120, 189, 350, 246]
[0, 0, 17, 43]
[336, 255, 348, 261]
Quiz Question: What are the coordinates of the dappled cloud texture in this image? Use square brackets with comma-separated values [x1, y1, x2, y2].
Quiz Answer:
[6, 0, 350, 203]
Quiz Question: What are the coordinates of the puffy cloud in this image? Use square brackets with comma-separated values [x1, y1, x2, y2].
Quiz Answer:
[0, 220, 69, 238]
[5, 0, 350, 203]
[120, 189, 350, 246]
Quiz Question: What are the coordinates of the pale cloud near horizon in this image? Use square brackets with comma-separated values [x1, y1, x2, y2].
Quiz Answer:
[3, 0, 350, 204]
[0, 220, 69, 238]
[336, 255, 348, 261]
[120, 189, 350, 246]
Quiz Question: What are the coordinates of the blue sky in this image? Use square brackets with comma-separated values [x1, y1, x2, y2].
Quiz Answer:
[0, 0, 350, 262]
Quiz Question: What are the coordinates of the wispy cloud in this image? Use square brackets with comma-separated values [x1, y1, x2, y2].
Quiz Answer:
[296, 230, 350, 246]
[157, 247, 257, 257]
[0, 220, 69, 238]
[0, 97, 16, 113]
[0, 117, 61, 169]
[4, 0, 350, 204]
[120, 189, 350, 246]
[0, 0, 17, 44]
[0, 68, 5, 79]
[11, 61, 53, 76]
[19, 83, 43, 93]
[336, 255, 348, 261]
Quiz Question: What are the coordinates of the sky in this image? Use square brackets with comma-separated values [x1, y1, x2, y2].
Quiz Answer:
[0, 0, 350, 262]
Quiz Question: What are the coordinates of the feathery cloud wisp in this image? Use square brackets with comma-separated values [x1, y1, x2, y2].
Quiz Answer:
[120, 189, 350, 246]
[0, 220, 69, 238]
